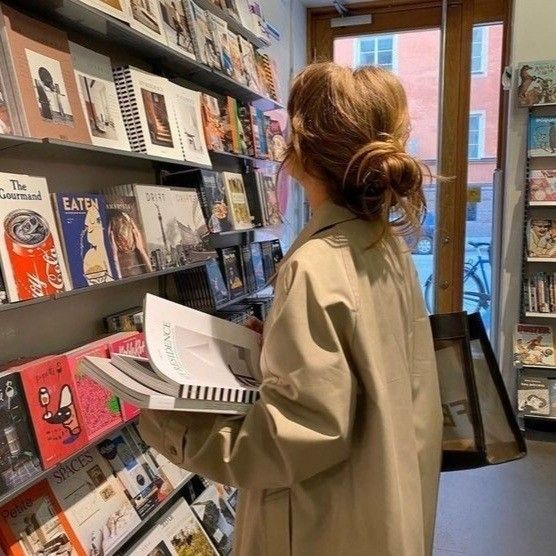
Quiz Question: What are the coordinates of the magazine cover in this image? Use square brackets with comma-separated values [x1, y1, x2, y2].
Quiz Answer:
[239, 36, 261, 93]
[271, 238, 283, 265]
[201, 93, 230, 152]
[237, 104, 254, 157]
[0, 74, 18, 134]
[64, 341, 123, 441]
[235, 0, 256, 32]
[148, 448, 192, 489]
[0, 371, 42, 494]
[79, 0, 131, 22]
[0, 480, 84, 556]
[517, 377, 551, 416]
[261, 240, 274, 281]
[206, 258, 230, 305]
[250, 106, 268, 158]
[190, 482, 235, 556]
[514, 324, 555, 366]
[134, 184, 178, 270]
[260, 172, 281, 225]
[169, 83, 211, 166]
[158, 0, 196, 59]
[189, 169, 233, 233]
[186, 0, 220, 69]
[240, 244, 256, 293]
[0, 4, 91, 142]
[105, 193, 153, 278]
[208, 13, 233, 76]
[125, 0, 165, 43]
[529, 169, 556, 203]
[267, 118, 287, 162]
[0, 173, 72, 302]
[219, 246, 245, 299]
[527, 219, 556, 258]
[517, 61, 556, 107]
[250, 241, 265, 289]
[227, 97, 246, 154]
[18, 356, 88, 469]
[54, 193, 120, 289]
[171, 188, 215, 263]
[48, 448, 141, 555]
[223, 0, 240, 20]
[222, 172, 253, 230]
[528, 115, 556, 157]
[69, 42, 130, 151]
[97, 428, 172, 519]
[227, 30, 246, 85]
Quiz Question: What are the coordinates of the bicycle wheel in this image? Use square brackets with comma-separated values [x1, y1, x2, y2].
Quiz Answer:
[462, 271, 486, 314]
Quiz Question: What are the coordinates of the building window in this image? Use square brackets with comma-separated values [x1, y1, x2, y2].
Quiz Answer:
[466, 203, 478, 221]
[355, 35, 395, 71]
[471, 26, 488, 75]
[468, 112, 485, 160]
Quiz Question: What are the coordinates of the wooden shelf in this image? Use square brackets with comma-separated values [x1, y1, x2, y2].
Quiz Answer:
[0, 260, 210, 314]
[0, 417, 137, 508]
[14, 0, 283, 111]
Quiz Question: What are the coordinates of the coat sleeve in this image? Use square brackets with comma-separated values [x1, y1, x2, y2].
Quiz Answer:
[138, 251, 358, 489]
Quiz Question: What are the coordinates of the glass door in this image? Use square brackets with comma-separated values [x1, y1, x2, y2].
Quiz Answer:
[334, 29, 442, 303]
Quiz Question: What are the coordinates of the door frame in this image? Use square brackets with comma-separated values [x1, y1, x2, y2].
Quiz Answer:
[307, 0, 511, 314]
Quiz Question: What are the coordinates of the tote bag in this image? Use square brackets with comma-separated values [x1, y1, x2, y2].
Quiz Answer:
[430, 312, 527, 472]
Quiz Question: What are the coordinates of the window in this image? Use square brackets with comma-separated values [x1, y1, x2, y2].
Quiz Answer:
[468, 112, 485, 160]
[471, 26, 488, 74]
[466, 203, 478, 221]
[355, 35, 395, 70]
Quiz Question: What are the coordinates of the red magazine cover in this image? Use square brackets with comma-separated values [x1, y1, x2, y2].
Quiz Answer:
[18, 356, 87, 469]
[0, 480, 85, 556]
[63, 340, 123, 441]
[107, 332, 147, 421]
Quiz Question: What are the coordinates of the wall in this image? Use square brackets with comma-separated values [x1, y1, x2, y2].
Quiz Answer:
[499, 0, 556, 383]
[0, 0, 307, 363]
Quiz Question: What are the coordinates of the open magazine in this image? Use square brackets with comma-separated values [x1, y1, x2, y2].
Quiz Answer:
[80, 294, 261, 414]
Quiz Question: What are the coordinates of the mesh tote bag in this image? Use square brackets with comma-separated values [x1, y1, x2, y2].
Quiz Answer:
[430, 312, 527, 472]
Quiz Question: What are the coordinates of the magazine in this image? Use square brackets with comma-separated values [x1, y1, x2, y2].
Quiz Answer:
[80, 293, 261, 413]
[528, 115, 556, 157]
[517, 61, 556, 107]
[527, 219, 556, 258]
[529, 169, 556, 203]
[513, 324, 555, 367]
[517, 377, 550, 416]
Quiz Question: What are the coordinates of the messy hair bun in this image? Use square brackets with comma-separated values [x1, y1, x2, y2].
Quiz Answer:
[285, 62, 428, 238]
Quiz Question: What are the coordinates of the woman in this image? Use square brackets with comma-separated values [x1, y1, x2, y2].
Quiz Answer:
[140, 63, 443, 555]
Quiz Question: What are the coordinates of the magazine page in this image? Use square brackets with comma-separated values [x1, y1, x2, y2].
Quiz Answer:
[79, 0, 131, 23]
[514, 324, 555, 367]
[144, 293, 261, 388]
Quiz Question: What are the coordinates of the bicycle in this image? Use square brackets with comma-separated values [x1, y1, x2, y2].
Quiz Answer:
[424, 241, 492, 314]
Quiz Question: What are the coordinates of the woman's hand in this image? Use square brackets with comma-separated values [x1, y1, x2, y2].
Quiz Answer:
[244, 317, 264, 335]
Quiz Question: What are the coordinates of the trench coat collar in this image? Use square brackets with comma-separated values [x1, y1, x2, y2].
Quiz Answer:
[273, 202, 359, 279]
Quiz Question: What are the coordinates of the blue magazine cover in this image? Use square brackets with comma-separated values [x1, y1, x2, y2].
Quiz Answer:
[528, 115, 556, 157]
[54, 193, 120, 288]
[250, 242, 266, 290]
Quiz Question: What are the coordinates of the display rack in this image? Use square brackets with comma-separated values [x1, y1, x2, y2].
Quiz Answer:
[517, 104, 556, 431]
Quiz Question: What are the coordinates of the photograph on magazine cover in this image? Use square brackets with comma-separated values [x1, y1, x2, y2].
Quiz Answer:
[26, 49, 74, 125]
[141, 89, 175, 147]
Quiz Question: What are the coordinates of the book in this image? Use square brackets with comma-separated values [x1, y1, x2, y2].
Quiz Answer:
[18, 356, 88, 468]
[0, 5, 91, 142]
[201, 93, 232, 152]
[249, 242, 265, 289]
[235, 0, 256, 32]
[105, 193, 153, 278]
[174, 258, 229, 309]
[104, 305, 143, 333]
[237, 101, 255, 156]
[248, 1, 268, 41]
[529, 169, 556, 203]
[222, 0, 240, 20]
[53, 193, 120, 289]
[227, 30, 246, 85]
[80, 293, 261, 413]
[96, 426, 172, 519]
[260, 240, 274, 281]
[133, 184, 180, 270]
[79, 0, 131, 23]
[528, 114, 556, 157]
[63, 340, 124, 441]
[219, 246, 245, 299]
[222, 172, 253, 230]
[514, 324, 555, 367]
[169, 83, 211, 166]
[271, 238, 283, 266]
[551, 380, 556, 416]
[517, 376, 551, 416]
[0, 61, 18, 134]
[240, 244, 256, 293]
[186, 0, 221, 69]
[48, 448, 141, 555]
[125, 0, 165, 43]
[148, 448, 192, 489]
[527, 219, 556, 258]
[267, 117, 287, 161]
[190, 482, 235, 555]
[260, 171, 281, 225]
[170, 187, 215, 263]
[69, 42, 131, 151]
[227, 97, 243, 154]
[238, 36, 261, 93]
[249, 106, 267, 159]
[517, 61, 556, 107]
[113, 66, 182, 160]
[208, 13, 233, 77]
[158, 0, 196, 58]
[0, 173, 71, 302]
[0, 480, 83, 556]
[0, 370, 42, 494]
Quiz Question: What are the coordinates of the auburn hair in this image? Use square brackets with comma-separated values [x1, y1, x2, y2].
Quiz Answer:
[284, 62, 428, 239]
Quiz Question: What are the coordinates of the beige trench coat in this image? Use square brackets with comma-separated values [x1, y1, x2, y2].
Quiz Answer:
[139, 201, 443, 556]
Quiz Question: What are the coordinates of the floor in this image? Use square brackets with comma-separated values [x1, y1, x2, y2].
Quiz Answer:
[434, 438, 556, 555]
